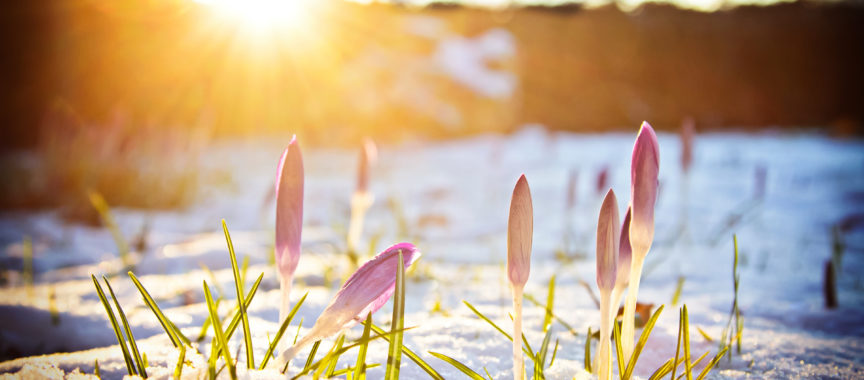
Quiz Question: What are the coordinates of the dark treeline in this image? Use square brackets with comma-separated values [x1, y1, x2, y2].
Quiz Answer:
[1, 0, 863, 151]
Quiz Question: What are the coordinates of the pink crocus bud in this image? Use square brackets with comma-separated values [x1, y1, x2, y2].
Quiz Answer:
[507, 174, 533, 288]
[615, 207, 632, 290]
[277, 243, 421, 367]
[596, 189, 620, 291]
[276, 136, 304, 323]
[356, 138, 377, 194]
[681, 117, 694, 173]
[629, 122, 660, 256]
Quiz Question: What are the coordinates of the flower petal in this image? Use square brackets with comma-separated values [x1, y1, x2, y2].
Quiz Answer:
[275, 136, 304, 277]
[507, 174, 533, 288]
[616, 206, 633, 290]
[596, 189, 620, 291]
[630, 122, 660, 255]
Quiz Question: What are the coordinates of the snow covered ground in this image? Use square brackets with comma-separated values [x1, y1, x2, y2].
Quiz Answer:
[1, 127, 863, 379]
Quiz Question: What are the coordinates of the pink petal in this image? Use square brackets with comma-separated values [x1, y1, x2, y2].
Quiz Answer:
[616, 207, 632, 289]
[275, 136, 304, 277]
[507, 174, 533, 288]
[630, 122, 660, 255]
[596, 189, 620, 291]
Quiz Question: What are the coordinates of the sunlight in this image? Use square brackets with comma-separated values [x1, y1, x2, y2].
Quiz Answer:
[194, 0, 312, 34]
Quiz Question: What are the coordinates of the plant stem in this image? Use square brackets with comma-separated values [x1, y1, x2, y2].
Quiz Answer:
[599, 290, 613, 380]
[280, 276, 293, 330]
[512, 286, 524, 380]
[621, 255, 645, 364]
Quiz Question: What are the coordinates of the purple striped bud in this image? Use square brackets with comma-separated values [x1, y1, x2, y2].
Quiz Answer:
[596, 189, 620, 291]
[275, 136, 304, 277]
[616, 207, 632, 289]
[507, 175, 533, 288]
[630, 122, 660, 256]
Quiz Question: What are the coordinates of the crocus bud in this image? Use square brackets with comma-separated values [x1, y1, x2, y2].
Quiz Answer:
[278, 243, 421, 366]
[276, 136, 304, 277]
[630, 122, 660, 256]
[681, 117, 694, 173]
[356, 138, 377, 194]
[615, 207, 632, 289]
[507, 175, 533, 288]
[596, 189, 620, 291]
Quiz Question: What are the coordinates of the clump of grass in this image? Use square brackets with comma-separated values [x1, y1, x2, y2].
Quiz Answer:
[91, 275, 146, 377]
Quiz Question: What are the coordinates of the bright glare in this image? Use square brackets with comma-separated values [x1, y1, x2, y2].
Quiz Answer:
[194, 0, 311, 33]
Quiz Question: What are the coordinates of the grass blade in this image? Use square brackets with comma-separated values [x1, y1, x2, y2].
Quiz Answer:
[91, 275, 135, 376]
[303, 340, 321, 372]
[584, 326, 592, 373]
[683, 305, 692, 380]
[649, 358, 673, 380]
[549, 339, 559, 368]
[325, 334, 347, 377]
[222, 220, 254, 369]
[212, 273, 264, 360]
[333, 363, 381, 377]
[128, 272, 189, 347]
[88, 190, 131, 269]
[676, 351, 709, 380]
[543, 275, 556, 333]
[623, 304, 665, 380]
[613, 318, 624, 379]
[524, 293, 579, 337]
[385, 250, 406, 380]
[353, 314, 373, 380]
[463, 300, 536, 359]
[94, 359, 100, 378]
[174, 345, 187, 379]
[670, 307, 684, 380]
[102, 276, 147, 377]
[289, 328, 408, 380]
[371, 324, 445, 380]
[204, 280, 237, 380]
[259, 292, 308, 369]
[428, 351, 485, 380]
[695, 347, 729, 380]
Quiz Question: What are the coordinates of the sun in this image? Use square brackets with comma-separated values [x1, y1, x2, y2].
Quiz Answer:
[194, 0, 312, 34]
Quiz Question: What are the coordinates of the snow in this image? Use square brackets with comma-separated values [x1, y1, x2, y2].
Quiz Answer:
[1, 128, 863, 379]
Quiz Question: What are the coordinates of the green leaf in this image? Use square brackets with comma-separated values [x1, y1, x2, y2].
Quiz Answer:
[102, 276, 147, 377]
[289, 327, 408, 380]
[584, 326, 592, 373]
[543, 275, 556, 333]
[371, 324, 445, 380]
[549, 339, 559, 368]
[222, 220, 254, 369]
[212, 273, 265, 360]
[683, 305, 692, 380]
[204, 280, 236, 380]
[259, 292, 308, 369]
[463, 300, 536, 360]
[428, 351, 485, 380]
[333, 363, 381, 377]
[94, 359, 100, 379]
[128, 272, 189, 347]
[613, 319, 624, 379]
[91, 275, 135, 376]
[695, 347, 729, 380]
[670, 307, 684, 380]
[385, 249, 406, 380]
[623, 304, 665, 380]
[325, 334, 347, 377]
[174, 345, 187, 379]
[671, 276, 685, 306]
[648, 358, 673, 380]
[303, 340, 322, 372]
[353, 314, 373, 380]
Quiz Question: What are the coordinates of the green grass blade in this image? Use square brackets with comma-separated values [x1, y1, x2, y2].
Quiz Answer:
[670, 307, 684, 380]
[213, 273, 264, 360]
[353, 314, 373, 380]
[371, 324, 445, 380]
[584, 326, 592, 373]
[102, 276, 147, 377]
[222, 220, 254, 369]
[174, 345, 187, 379]
[676, 351, 709, 380]
[543, 275, 556, 333]
[463, 300, 536, 359]
[128, 272, 187, 347]
[428, 351, 485, 380]
[671, 276, 685, 306]
[197, 297, 221, 342]
[695, 347, 728, 380]
[535, 327, 553, 379]
[549, 339, 559, 368]
[259, 291, 308, 369]
[91, 275, 135, 376]
[204, 280, 236, 380]
[683, 305, 692, 380]
[524, 293, 579, 337]
[623, 304, 665, 380]
[303, 340, 322, 372]
[289, 328, 407, 380]
[325, 334, 347, 377]
[294, 318, 304, 344]
[94, 359, 100, 378]
[613, 318, 624, 379]
[649, 358, 673, 380]
[333, 363, 381, 377]
[385, 250, 406, 380]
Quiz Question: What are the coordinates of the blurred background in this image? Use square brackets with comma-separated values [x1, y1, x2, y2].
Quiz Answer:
[1, 0, 863, 215]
